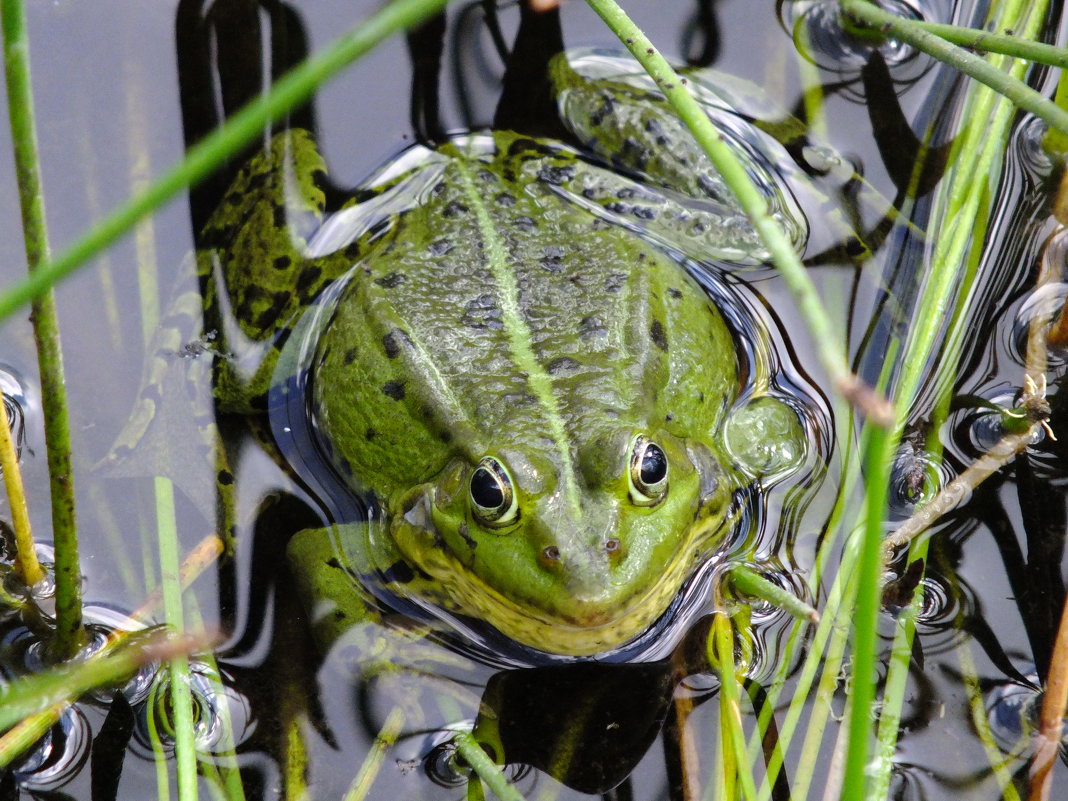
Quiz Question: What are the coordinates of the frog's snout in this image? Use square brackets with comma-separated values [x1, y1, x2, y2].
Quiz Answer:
[537, 535, 623, 570]
[529, 524, 635, 623]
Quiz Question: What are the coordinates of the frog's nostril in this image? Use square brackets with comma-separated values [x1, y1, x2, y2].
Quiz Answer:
[541, 545, 561, 566]
[604, 538, 620, 553]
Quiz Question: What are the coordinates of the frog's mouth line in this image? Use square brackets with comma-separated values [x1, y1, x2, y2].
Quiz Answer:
[392, 504, 732, 657]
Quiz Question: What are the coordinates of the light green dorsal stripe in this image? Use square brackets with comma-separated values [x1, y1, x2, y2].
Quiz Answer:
[454, 158, 583, 513]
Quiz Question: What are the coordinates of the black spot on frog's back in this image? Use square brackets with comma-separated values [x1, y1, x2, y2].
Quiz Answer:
[580, 315, 608, 340]
[246, 290, 290, 332]
[650, 320, 668, 352]
[462, 294, 504, 330]
[382, 328, 411, 359]
[537, 163, 576, 185]
[547, 356, 580, 375]
[588, 94, 617, 126]
[604, 272, 627, 293]
[428, 239, 453, 257]
[540, 245, 565, 273]
[443, 200, 469, 218]
[383, 560, 416, 585]
[374, 271, 406, 289]
[296, 265, 323, 296]
[382, 380, 406, 400]
[502, 392, 536, 406]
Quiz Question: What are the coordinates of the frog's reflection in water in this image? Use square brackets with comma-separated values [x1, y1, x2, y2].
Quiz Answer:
[332, 615, 747, 798]
[472, 661, 676, 795]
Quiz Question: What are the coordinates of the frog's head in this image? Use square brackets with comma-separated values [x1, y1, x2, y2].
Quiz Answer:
[389, 426, 734, 657]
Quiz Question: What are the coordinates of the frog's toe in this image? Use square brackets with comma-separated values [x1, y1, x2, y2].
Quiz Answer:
[723, 395, 806, 480]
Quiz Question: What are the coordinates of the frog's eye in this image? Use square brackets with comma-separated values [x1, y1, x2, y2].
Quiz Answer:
[629, 435, 669, 505]
[470, 457, 518, 526]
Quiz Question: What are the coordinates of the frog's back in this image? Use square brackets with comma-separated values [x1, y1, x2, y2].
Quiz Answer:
[312, 132, 737, 499]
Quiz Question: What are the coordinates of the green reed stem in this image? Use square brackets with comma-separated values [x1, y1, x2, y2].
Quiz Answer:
[869, 540, 925, 800]
[750, 404, 863, 800]
[0, 0, 451, 322]
[0, 392, 41, 586]
[454, 732, 527, 801]
[839, 424, 895, 801]
[0, 705, 58, 768]
[0, 629, 195, 732]
[838, 2, 1047, 796]
[710, 614, 758, 801]
[907, 19, 1068, 67]
[840, 0, 1068, 136]
[1042, 63, 1068, 155]
[584, 0, 892, 426]
[957, 639, 1023, 801]
[155, 477, 198, 801]
[0, 0, 84, 658]
[147, 687, 173, 801]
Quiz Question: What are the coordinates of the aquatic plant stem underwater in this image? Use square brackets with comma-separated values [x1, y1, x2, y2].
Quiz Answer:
[1, 0, 83, 657]
[341, 707, 405, 801]
[0, 391, 41, 586]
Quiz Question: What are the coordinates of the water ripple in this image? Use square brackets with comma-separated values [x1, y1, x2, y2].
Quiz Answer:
[780, 0, 925, 75]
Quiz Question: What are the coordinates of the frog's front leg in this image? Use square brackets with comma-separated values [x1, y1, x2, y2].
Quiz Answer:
[201, 128, 360, 416]
[287, 524, 473, 680]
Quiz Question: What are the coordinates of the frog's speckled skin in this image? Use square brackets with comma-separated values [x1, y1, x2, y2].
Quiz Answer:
[308, 132, 736, 655]
[185, 53, 808, 657]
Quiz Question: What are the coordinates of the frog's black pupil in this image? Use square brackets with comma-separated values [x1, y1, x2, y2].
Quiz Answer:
[640, 444, 667, 485]
[471, 467, 504, 509]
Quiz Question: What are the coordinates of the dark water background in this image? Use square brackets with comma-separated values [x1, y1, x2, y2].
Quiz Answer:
[1, 0, 1067, 799]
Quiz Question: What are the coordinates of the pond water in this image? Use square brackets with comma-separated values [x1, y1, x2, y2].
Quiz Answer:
[0, 0, 1066, 799]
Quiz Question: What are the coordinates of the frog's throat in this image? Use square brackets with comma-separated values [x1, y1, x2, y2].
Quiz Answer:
[389, 496, 729, 658]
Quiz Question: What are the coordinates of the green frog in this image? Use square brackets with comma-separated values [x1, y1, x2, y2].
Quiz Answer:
[119, 49, 812, 659]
